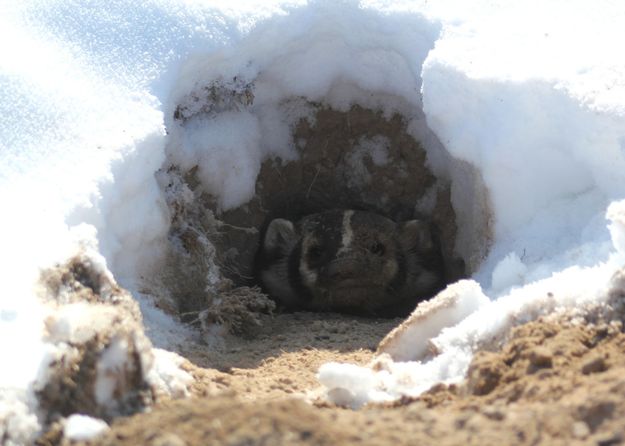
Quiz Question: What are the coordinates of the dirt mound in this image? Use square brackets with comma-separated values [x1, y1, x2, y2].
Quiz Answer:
[76, 314, 625, 446]
[83, 396, 349, 446]
[37, 254, 155, 425]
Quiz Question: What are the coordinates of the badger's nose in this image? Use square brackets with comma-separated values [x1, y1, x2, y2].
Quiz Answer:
[326, 258, 361, 280]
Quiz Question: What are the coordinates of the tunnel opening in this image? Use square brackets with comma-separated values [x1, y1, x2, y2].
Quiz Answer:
[154, 84, 491, 336]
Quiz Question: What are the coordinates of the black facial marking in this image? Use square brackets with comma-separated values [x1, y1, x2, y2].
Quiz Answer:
[301, 211, 343, 258]
[287, 240, 313, 303]
[306, 243, 325, 266]
[387, 240, 407, 294]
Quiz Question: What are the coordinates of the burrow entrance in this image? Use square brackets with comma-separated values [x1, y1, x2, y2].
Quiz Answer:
[154, 93, 491, 336]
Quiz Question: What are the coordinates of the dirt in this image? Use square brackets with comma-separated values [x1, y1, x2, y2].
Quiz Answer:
[182, 311, 400, 401]
[72, 311, 625, 446]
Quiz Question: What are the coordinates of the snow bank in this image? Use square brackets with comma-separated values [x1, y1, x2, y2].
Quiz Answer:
[2, 0, 625, 439]
[422, 0, 625, 286]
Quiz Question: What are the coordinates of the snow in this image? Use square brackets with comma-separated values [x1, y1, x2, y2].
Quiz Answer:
[148, 349, 194, 399]
[376, 280, 490, 362]
[490, 253, 528, 294]
[1, 0, 625, 439]
[63, 415, 109, 442]
[95, 337, 131, 405]
[174, 110, 263, 210]
[0, 394, 40, 446]
[45, 303, 118, 344]
[608, 200, 625, 256]
[346, 136, 391, 187]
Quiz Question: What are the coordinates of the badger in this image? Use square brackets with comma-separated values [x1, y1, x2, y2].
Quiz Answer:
[256, 209, 445, 316]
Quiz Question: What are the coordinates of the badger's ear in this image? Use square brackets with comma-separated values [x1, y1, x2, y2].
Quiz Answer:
[399, 220, 435, 253]
[263, 218, 297, 252]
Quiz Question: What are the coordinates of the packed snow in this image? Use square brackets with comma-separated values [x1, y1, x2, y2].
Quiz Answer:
[1, 0, 625, 441]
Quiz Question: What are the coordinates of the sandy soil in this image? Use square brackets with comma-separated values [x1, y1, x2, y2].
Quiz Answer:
[181, 312, 401, 401]
[59, 309, 625, 446]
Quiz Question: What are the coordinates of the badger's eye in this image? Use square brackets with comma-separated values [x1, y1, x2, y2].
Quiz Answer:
[308, 245, 324, 261]
[369, 242, 386, 256]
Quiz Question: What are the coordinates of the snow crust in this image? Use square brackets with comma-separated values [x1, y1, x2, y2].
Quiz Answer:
[1, 0, 625, 438]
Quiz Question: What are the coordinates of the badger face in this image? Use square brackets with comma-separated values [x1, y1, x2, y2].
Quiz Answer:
[256, 209, 445, 316]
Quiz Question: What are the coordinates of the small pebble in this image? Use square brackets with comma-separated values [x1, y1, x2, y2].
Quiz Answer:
[150, 433, 187, 446]
[572, 421, 590, 439]
[481, 405, 506, 421]
[581, 355, 608, 375]
[529, 347, 553, 368]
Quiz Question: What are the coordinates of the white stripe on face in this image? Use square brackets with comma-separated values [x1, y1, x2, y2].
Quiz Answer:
[299, 235, 319, 287]
[337, 210, 354, 256]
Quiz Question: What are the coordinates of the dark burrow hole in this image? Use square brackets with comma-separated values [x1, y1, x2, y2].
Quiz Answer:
[156, 104, 468, 336]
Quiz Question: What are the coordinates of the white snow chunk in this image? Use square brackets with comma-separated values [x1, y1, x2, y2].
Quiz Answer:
[357, 135, 391, 166]
[63, 415, 109, 442]
[95, 336, 131, 406]
[148, 349, 193, 399]
[318, 362, 392, 409]
[0, 393, 40, 446]
[44, 303, 121, 345]
[173, 111, 263, 211]
[377, 280, 489, 362]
